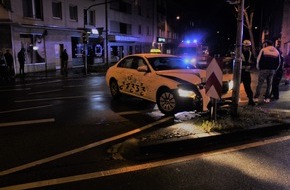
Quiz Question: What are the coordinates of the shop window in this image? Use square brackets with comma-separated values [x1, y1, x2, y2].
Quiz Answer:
[19, 34, 45, 64]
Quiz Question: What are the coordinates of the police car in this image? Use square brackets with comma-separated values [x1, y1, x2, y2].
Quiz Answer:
[105, 53, 232, 115]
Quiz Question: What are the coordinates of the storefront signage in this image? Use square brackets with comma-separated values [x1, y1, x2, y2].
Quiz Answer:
[157, 37, 166, 43]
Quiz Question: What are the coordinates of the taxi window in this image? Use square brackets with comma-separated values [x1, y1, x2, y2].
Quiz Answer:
[117, 57, 133, 68]
[131, 57, 146, 70]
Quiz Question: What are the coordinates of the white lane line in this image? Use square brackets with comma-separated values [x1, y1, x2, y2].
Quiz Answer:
[2, 134, 290, 190]
[0, 105, 52, 114]
[14, 96, 86, 103]
[63, 85, 86, 88]
[16, 80, 63, 86]
[28, 89, 63, 95]
[0, 116, 173, 177]
[0, 88, 31, 92]
[118, 110, 151, 115]
[0, 118, 55, 128]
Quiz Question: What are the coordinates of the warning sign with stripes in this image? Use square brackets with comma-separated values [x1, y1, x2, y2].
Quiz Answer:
[206, 58, 223, 99]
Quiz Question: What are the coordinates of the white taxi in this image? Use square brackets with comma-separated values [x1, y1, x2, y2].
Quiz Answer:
[105, 53, 231, 115]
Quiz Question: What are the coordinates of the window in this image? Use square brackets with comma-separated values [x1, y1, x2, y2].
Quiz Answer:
[138, 25, 142, 35]
[110, 21, 131, 34]
[146, 26, 150, 35]
[120, 22, 131, 34]
[52, 1, 62, 19]
[138, 5, 142, 16]
[110, 0, 131, 14]
[88, 10, 95, 26]
[69, 5, 78, 21]
[22, 0, 43, 19]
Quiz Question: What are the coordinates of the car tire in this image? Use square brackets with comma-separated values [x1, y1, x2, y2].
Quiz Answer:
[110, 79, 121, 99]
[156, 89, 178, 115]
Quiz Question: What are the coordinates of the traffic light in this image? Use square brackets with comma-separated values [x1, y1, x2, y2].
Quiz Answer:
[82, 32, 88, 44]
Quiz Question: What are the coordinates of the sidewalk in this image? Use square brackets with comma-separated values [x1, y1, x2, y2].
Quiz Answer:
[2, 67, 104, 85]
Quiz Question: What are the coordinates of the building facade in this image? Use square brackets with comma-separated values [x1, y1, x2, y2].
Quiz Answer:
[0, 0, 159, 74]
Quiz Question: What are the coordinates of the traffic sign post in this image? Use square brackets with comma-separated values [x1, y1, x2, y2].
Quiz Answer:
[206, 57, 223, 120]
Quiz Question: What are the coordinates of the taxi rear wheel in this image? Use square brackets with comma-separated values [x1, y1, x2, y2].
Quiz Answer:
[110, 79, 121, 99]
[157, 89, 178, 115]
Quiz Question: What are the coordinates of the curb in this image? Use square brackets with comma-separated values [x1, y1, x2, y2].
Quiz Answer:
[113, 121, 290, 161]
[136, 122, 290, 158]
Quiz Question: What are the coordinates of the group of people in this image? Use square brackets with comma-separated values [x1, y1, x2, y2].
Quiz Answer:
[0, 48, 70, 79]
[240, 39, 289, 106]
[0, 49, 16, 80]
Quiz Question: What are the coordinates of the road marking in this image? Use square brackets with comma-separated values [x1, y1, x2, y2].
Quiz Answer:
[0, 105, 52, 114]
[118, 110, 154, 115]
[28, 89, 63, 95]
[14, 96, 86, 103]
[0, 88, 31, 92]
[0, 116, 173, 176]
[15, 80, 62, 86]
[1, 134, 290, 190]
[0, 118, 55, 127]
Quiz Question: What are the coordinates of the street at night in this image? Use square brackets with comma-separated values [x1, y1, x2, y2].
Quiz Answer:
[1, 0, 290, 189]
[0, 70, 290, 189]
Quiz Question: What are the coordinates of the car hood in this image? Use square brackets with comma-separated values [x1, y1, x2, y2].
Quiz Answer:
[156, 69, 206, 84]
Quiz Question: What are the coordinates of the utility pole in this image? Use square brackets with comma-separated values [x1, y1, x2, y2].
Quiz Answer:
[227, 0, 244, 117]
[83, 0, 117, 75]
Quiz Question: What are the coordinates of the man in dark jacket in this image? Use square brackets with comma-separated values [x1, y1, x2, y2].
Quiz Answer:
[4, 49, 14, 77]
[241, 40, 255, 106]
[254, 40, 280, 103]
[17, 48, 26, 75]
[270, 47, 284, 100]
[61, 49, 68, 75]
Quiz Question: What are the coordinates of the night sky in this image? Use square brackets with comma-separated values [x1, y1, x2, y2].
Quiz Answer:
[167, 0, 284, 55]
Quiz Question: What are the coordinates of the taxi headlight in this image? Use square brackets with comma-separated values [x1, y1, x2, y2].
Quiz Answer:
[178, 89, 196, 98]
[228, 80, 234, 90]
[222, 80, 234, 93]
[190, 58, 197, 63]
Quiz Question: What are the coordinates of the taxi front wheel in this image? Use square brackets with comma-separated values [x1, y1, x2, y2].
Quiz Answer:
[110, 79, 121, 99]
[157, 89, 178, 115]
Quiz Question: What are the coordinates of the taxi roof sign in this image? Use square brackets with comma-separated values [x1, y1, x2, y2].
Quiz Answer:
[150, 49, 161, 53]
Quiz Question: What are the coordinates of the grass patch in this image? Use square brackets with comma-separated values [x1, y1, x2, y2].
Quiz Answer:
[193, 106, 286, 132]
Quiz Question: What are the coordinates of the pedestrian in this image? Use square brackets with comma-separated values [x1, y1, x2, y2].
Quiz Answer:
[17, 48, 26, 76]
[270, 46, 284, 100]
[4, 49, 14, 77]
[61, 49, 68, 75]
[254, 40, 280, 103]
[0, 50, 8, 80]
[284, 51, 290, 85]
[241, 40, 255, 106]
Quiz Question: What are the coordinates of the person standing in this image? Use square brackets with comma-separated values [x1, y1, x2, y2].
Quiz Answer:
[61, 49, 68, 75]
[284, 51, 290, 85]
[241, 40, 255, 106]
[270, 47, 284, 100]
[0, 50, 8, 80]
[17, 48, 26, 76]
[4, 49, 14, 77]
[254, 40, 280, 103]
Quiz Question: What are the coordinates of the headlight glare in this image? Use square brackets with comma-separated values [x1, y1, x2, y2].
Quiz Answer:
[178, 89, 196, 98]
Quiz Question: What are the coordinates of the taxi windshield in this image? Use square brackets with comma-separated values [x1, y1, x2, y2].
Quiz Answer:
[147, 57, 196, 71]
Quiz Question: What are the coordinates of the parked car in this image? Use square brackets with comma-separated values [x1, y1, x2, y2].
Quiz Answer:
[105, 53, 232, 115]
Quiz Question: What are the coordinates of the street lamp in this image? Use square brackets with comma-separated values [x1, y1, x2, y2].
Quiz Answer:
[83, 0, 115, 75]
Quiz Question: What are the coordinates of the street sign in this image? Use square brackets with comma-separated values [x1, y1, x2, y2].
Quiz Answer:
[206, 58, 223, 99]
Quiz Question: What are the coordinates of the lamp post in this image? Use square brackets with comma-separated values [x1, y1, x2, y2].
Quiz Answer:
[227, 0, 244, 117]
[83, 0, 116, 75]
